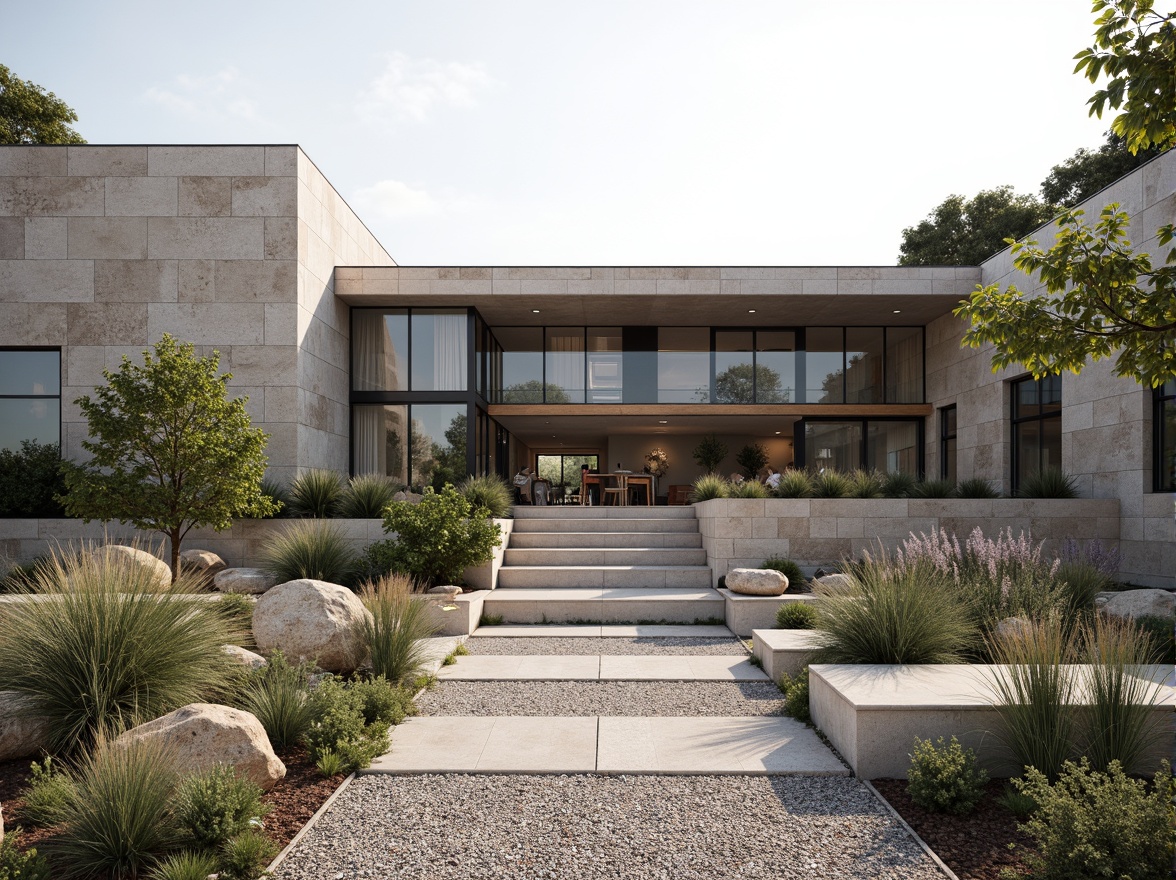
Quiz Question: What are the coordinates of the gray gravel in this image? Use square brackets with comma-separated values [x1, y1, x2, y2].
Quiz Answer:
[273, 774, 945, 880]
[466, 636, 748, 655]
[417, 680, 786, 716]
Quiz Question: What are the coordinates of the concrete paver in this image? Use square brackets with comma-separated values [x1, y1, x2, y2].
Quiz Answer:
[441, 654, 765, 681]
[598, 655, 768, 681]
[437, 654, 600, 680]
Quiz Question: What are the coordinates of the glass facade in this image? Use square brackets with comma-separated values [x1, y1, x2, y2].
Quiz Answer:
[940, 405, 957, 482]
[1156, 381, 1175, 492]
[802, 418, 923, 476]
[1011, 375, 1062, 492]
[0, 349, 61, 453]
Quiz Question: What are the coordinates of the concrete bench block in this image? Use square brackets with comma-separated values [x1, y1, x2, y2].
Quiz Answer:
[720, 588, 815, 637]
[751, 628, 822, 680]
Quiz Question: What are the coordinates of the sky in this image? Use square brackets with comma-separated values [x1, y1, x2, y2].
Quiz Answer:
[3, 0, 1114, 266]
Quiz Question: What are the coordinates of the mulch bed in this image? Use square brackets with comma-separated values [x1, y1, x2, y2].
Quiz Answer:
[872, 778, 1036, 880]
[0, 747, 344, 856]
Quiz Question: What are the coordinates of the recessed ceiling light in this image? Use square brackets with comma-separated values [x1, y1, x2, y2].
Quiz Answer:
[892, 309, 901, 314]
[748, 309, 756, 314]
[658, 420, 668, 424]
[532, 309, 541, 313]
[775, 431, 781, 435]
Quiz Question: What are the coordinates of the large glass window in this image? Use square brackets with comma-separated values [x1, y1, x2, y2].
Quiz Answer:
[805, 422, 862, 472]
[756, 331, 796, 403]
[352, 404, 408, 484]
[495, 327, 544, 403]
[867, 421, 919, 474]
[545, 328, 585, 403]
[940, 405, 957, 482]
[1155, 381, 1175, 491]
[658, 328, 710, 403]
[713, 331, 755, 403]
[805, 328, 844, 403]
[886, 327, 923, 403]
[351, 402, 467, 490]
[587, 328, 622, 403]
[352, 310, 408, 392]
[845, 328, 884, 404]
[803, 417, 922, 476]
[1011, 375, 1062, 491]
[411, 310, 468, 391]
[0, 349, 61, 453]
[352, 308, 467, 392]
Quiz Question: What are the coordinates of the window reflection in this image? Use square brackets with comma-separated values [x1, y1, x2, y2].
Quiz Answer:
[0, 349, 61, 454]
[658, 328, 710, 403]
[805, 328, 844, 403]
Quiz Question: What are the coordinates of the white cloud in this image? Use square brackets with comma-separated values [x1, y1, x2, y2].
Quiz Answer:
[356, 52, 494, 124]
[145, 66, 258, 121]
[351, 178, 479, 221]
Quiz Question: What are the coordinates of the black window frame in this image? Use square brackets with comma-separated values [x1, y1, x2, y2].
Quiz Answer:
[1010, 374, 1062, 494]
[940, 404, 957, 481]
[0, 346, 63, 455]
[1155, 381, 1176, 492]
[794, 416, 925, 476]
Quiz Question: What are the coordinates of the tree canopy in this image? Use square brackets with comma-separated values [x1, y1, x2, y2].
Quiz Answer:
[1040, 131, 1164, 207]
[0, 64, 85, 144]
[60, 335, 274, 577]
[712, 363, 789, 403]
[898, 187, 1056, 266]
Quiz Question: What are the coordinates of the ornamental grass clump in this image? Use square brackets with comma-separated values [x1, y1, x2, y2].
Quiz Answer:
[259, 518, 358, 586]
[233, 652, 315, 750]
[728, 478, 770, 498]
[0, 543, 242, 754]
[955, 477, 1001, 498]
[762, 556, 803, 588]
[1016, 467, 1079, 499]
[689, 473, 728, 502]
[775, 601, 818, 629]
[809, 469, 851, 498]
[286, 469, 345, 518]
[457, 473, 514, 518]
[880, 470, 917, 498]
[359, 572, 438, 684]
[907, 736, 988, 815]
[847, 468, 886, 498]
[908, 477, 955, 498]
[772, 469, 813, 498]
[338, 473, 401, 519]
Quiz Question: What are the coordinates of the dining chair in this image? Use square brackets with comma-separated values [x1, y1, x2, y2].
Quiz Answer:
[603, 473, 627, 506]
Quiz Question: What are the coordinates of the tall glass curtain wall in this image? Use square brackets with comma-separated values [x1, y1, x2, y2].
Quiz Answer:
[1156, 381, 1175, 491]
[800, 420, 923, 476]
[488, 326, 923, 405]
[1011, 375, 1062, 491]
[0, 349, 61, 453]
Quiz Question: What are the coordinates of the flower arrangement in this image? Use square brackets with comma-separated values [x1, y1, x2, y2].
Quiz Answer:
[645, 447, 669, 477]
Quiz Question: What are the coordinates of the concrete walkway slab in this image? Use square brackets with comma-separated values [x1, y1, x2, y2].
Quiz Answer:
[470, 624, 736, 638]
[473, 625, 605, 637]
[437, 654, 600, 680]
[598, 655, 768, 681]
[596, 716, 848, 776]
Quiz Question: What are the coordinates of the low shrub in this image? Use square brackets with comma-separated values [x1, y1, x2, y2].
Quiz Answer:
[255, 477, 289, 518]
[1012, 759, 1174, 880]
[773, 470, 813, 498]
[0, 440, 65, 517]
[174, 765, 269, 849]
[848, 469, 886, 498]
[777, 668, 810, 723]
[689, 473, 728, 502]
[906, 736, 988, 815]
[304, 678, 392, 773]
[0, 544, 241, 753]
[360, 572, 438, 684]
[809, 470, 850, 498]
[234, 652, 315, 750]
[735, 443, 768, 479]
[314, 749, 347, 777]
[347, 674, 416, 727]
[955, 477, 1000, 498]
[19, 757, 75, 827]
[880, 470, 916, 498]
[1053, 561, 1109, 621]
[148, 851, 220, 880]
[287, 469, 344, 518]
[338, 474, 401, 519]
[775, 602, 818, 629]
[762, 555, 803, 587]
[908, 478, 955, 498]
[379, 485, 502, 587]
[217, 829, 278, 880]
[728, 479, 769, 498]
[259, 518, 358, 586]
[996, 785, 1038, 820]
[1135, 613, 1176, 664]
[1017, 467, 1079, 499]
[457, 473, 514, 518]
[0, 831, 51, 880]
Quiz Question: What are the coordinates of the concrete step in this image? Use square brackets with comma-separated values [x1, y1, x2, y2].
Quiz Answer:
[436, 654, 767, 681]
[507, 531, 703, 549]
[513, 506, 696, 519]
[481, 587, 725, 624]
[511, 517, 699, 534]
[503, 547, 709, 567]
[496, 565, 714, 589]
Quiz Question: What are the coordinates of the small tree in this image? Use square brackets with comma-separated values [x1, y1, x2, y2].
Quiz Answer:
[736, 443, 769, 479]
[61, 335, 275, 578]
[692, 434, 728, 474]
[0, 64, 85, 144]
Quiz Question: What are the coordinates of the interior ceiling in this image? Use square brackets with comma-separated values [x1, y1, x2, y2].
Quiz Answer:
[496, 413, 801, 448]
[339, 293, 962, 327]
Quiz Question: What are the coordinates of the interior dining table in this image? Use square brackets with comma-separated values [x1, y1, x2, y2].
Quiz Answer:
[579, 472, 654, 506]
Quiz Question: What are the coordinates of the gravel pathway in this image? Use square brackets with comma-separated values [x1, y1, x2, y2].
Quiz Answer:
[273, 774, 945, 880]
[466, 636, 748, 655]
[417, 680, 787, 716]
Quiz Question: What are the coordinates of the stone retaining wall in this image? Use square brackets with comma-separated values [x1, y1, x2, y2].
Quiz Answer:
[692, 497, 1141, 585]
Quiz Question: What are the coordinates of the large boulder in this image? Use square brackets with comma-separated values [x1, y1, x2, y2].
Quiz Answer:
[0, 691, 49, 761]
[222, 645, 268, 669]
[1101, 589, 1176, 621]
[214, 568, 279, 595]
[252, 579, 372, 673]
[93, 545, 171, 588]
[181, 549, 227, 586]
[814, 573, 856, 594]
[726, 568, 789, 596]
[116, 703, 285, 791]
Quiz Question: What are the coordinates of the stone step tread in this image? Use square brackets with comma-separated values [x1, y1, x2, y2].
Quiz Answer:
[471, 624, 735, 637]
[511, 520, 699, 534]
[437, 654, 765, 681]
[499, 564, 713, 571]
[503, 551, 709, 565]
[486, 588, 722, 599]
[513, 507, 696, 518]
[508, 531, 703, 543]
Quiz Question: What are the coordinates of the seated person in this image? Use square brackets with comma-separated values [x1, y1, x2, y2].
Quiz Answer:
[765, 466, 781, 490]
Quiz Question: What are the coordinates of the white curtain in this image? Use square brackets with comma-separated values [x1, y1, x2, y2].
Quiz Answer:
[433, 313, 467, 390]
[547, 332, 584, 398]
[887, 330, 922, 403]
[352, 406, 385, 475]
[352, 314, 397, 391]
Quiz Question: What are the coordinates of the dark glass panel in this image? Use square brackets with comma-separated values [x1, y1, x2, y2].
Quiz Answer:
[866, 420, 919, 476]
[885, 327, 923, 403]
[845, 328, 884, 404]
[805, 421, 861, 471]
[0, 398, 59, 452]
[755, 331, 796, 403]
[351, 404, 408, 484]
[411, 310, 468, 391]
[657, 328, 710, 403]
[805, 328, 844, 404]
[496, 327, 543, 403]
[545, 328, 585, 403]
[351, 311, 407, 392]
[587, 327, 622, 404]
[411, 403, 467, 490]
[713, 331, 754, 404]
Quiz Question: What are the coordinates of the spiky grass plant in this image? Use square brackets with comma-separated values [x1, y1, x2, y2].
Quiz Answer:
[986, 616, 1077, 781]
[955, 477, 1001, 498]
[773, 469, 813, 498]
[1079, 614, 1167, 775]
[762, 555, 803, 587]
[848, 469, 886, 498]
[286, 469, 345, 517]
[259, 519, 358, 586]
[0, 544, 242, 753]
[1053, 561, 1110, 621]
[881, 470, 917, 498]
[811, 553, 977, 664]
[457, 473, 514, 518]
[256, 478, 290, 518]
[728, 479, 770, 498]
[338, 474, 401, 519]
[809, 469, 851, 498]
[42, 737, 181, 879]
[909, 478, 956, 498]
[148, 851, 220, 880]
[234, 652, 315, 750]
[689, 473, 729, 502]
[360, 572, 439, 684]
[1017, 467, 1079, 499]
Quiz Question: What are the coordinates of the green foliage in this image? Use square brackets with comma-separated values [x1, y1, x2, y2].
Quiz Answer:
[457, 473, 514, 518]
[908, 478, 956, 498]
[775, 601, 818, 629]
[0, 64, 85, 144]
[713, 363, 788, 403]
[501, 380, 568, 404]
[735, 443, 769, 479]
[254, 478, 289, 519]
[898, 186, 1056, 266]
[955, 477, 1001, 499]
[286, 469, 344, 518]
[174, 765, 268, 849]
[689, 473, 728, 502]
[1041, 131, 1164, 207]
[479, 612, 504, 626]
[217, 829, 277, 880]
[259, 519, 358, 586]
[777, 668, 811, 723]
[773, 469, 813, 498]
[1054, 561, 1110, 620]
[692, 434, 728, 473]
[906, 736, 988, 815]
[0, 544, 241, 753]
[41, 738, 181, 879]
[881, 471, 917, 498]
[60, 335, 274, 577]
[1134, 613, 1176, 663]
[359, 573, 438, 684]
[234, 652, 315, 750]
[1075, 1, 1176, 154]
[847, 469, 886, 498]
[809, 469, 851, 498]
[339, 474, 400, 519]
[379, 485, 501, 587]
[19, 757, 75, 827]
[0, 832, 51, 880]
[1012, 759, 1175, 880]
[148, 851, 220, 880]
[1017, 468, 1079, 498]
[304, 677, 397, 773]
[314, 749, 347, 777]
[216, 592, 256, 648]
[996, 785, 1039, 820]
[0, 441, 64, 517]
[812, 557, 977, 664]
[762, 556, 803, 587]
[728, 478, 769, 498]
[955, 206, 1176, 388]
